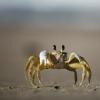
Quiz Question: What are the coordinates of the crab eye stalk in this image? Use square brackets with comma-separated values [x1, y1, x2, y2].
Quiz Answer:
[53, 44, 56, 50]
[62, 45, 65, 51]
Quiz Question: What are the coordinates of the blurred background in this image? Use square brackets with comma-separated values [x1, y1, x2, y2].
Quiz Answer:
[0, 0, 100, 86]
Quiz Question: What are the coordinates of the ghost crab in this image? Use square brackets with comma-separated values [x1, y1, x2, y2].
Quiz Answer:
[25, 45, 91, 88]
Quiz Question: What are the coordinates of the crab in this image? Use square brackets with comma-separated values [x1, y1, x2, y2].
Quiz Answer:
[25, 45, 91, 88]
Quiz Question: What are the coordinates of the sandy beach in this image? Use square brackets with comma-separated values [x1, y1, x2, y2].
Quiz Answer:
[0, 8, 100, 100]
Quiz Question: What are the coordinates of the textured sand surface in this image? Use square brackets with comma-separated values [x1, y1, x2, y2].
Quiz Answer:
[0, 83, 100, 100]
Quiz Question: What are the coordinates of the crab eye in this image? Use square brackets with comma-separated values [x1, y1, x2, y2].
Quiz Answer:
[53, 45, 56, 50]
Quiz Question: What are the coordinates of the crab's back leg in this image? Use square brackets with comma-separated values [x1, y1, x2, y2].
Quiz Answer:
[79, 64, 87, 86]
[73, 70, 77, 85]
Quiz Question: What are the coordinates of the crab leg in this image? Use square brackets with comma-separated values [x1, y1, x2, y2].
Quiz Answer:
[66, 52, 81, 63]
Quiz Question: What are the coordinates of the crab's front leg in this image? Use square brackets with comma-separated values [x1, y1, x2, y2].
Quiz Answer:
[36, 70, 43, 87]
[35, 65, 43, 87]
[66, 52, 81, 63]
[26, 68, 37, 88]
[30, 69, 39, 88]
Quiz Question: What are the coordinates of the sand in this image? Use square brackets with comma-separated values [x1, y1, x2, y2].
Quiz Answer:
[0, 82, 100, 100]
